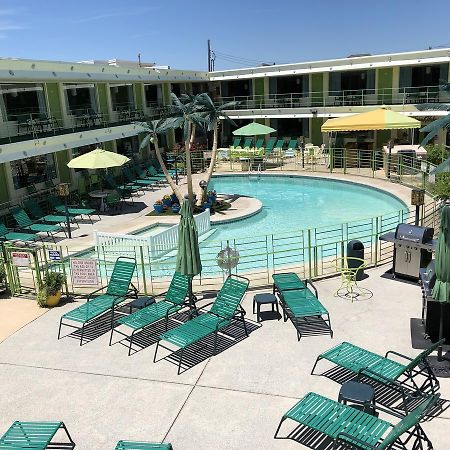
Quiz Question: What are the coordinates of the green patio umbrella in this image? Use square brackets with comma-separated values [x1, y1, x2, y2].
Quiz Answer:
[176, 197, 202, 311]
[431, 205, 450, 362]
[232, 122, 276, 136]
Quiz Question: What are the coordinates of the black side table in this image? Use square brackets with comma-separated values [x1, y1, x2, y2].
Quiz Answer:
[128, 296, 155, 313]
[338, 381, 376, 416]
[253, 293, 279, 323]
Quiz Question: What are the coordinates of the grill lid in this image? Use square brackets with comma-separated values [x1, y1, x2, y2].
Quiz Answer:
[395, 224, 434, 243]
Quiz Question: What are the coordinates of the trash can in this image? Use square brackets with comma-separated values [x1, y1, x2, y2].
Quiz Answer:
[347, 240, 364, 281]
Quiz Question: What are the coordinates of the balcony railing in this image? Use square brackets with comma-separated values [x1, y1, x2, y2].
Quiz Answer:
[0, 104, 170, 145]
[217, 85, 449, 110]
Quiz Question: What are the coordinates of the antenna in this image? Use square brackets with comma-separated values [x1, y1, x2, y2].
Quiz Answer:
[207, 39, 211, 72]
[138, 53, 141, 67]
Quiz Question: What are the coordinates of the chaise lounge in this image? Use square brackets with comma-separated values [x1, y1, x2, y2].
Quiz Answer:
[58, 257, 137, 346]
[154, 275, 249, 374]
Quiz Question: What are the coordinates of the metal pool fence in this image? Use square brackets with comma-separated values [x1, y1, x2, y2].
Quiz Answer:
[2, 148, 443, 298]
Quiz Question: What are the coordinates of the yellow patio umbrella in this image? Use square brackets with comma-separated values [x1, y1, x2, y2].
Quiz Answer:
[321, 108, 421, 132]
[67, 147, 130, 169]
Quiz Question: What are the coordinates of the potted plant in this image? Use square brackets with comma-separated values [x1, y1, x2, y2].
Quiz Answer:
[153, 200, 165, 214]
[170, 192, 178, 204]
[207, 190, 217, 204]
[162, 194, 172, 207]
[37, 271, 67, 307]
[171, 203, 180, 213]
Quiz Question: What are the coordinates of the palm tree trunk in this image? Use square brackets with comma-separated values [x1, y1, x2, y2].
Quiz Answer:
[154, 136, 183, 203]
[185, 122, 194, 202]
[195, 123, 218, 203]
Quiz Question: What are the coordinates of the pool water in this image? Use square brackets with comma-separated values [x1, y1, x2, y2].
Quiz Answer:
[209, 175, 407, 241]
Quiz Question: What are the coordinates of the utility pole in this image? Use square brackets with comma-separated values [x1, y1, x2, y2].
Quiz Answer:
[207, 39, 211, 72]
[138, 53, 141, 68]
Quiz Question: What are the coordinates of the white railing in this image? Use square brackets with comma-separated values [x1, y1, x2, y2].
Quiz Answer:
[94, 209, 211, 259]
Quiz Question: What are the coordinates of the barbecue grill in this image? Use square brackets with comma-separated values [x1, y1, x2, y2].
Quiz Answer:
[379, 223, 435, 280]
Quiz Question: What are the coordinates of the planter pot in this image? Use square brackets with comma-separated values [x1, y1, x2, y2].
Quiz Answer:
[207, 195, 216, 204]
[162, 198, 172, 207]
[171, 206, 180, 213]
[154, 204, 165, 213]
[46, 290, 62, 307]
[170, 194, 178, 203]
[201, 202, 212, 211]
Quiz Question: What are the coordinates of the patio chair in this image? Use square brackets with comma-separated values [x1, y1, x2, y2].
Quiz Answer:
[273, 276, 333, 341]
[122, 166, 155, 189]
[23, 199, 79, 228]
[10, 206, 63, 242]
[0, 222, 38, 242]
[335, 256, 372, 301]
[116, 442, 172, 450]
[58, 257, 138, 346]
[133, 165, 165, 184]
[110, 272, 190, 355]
[48, 195, 99, 223]
[242, 138, 253, 149]
[273, 272, 306, 293]
[105, 191, 122, 212]
[254, 138, 264, 149]
[274, 139, 285, 151]
[154, 275, 249, 374]
[284, 139, 298, 158]
[264, 137, 277, 155]
[274, 391, 438, 449]
[0, 420, 75, 449]
[104, 174, 141, 197]
[147, 165, 174, 179]
[230, 137, 241, 149]
[311, 339, 444, 410]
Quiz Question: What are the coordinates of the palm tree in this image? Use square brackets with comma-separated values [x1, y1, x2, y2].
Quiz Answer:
[168, 93, 206, 203]
[417, 83, 450, 145]
[137, 118, 183, 203]
[194, 93, 239, 202]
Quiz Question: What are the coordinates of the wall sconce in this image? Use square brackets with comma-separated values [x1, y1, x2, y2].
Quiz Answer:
[310, 109, 318, 115]
[296, 78, 301, 85]
[426, 66, 431, 75]
[361, 72, 366, 80]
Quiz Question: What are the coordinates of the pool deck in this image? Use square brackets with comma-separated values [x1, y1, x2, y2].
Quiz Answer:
[0, 265, 449, 449]
[46, 170, 414, 254]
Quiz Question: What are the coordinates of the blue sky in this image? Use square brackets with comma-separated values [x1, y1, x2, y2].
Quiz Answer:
[1, 0, 450, 71]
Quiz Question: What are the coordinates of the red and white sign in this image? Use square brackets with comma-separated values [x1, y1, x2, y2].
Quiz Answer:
[11, 252, 31, 267]
[70, 258, 98, 286]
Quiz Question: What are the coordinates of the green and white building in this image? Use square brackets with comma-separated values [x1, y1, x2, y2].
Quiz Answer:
[0, 47, 449, 205]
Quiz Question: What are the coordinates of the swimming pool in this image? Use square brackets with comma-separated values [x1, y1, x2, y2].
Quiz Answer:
[208, 175, 407, 241]
[86, 175, 409, 281]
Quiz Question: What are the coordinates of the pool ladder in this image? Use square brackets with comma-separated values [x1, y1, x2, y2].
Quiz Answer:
[248, 163, 261, 180]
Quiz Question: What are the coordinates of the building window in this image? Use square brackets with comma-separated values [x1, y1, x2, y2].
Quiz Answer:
[64, 84, 98, 115]
[144, 84, 159, 106]
[10, 154, 57, 189]
[0, 83, 47, 121]
[116, 136, 139, 158]
[110, 84, 134, 111]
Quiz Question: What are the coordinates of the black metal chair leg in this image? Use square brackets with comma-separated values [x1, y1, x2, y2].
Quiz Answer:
[310, 356, 321, 375]
[57, 319, 63, 339]
[177, 348, 184, 375]
[274, 416, 287, 439]
[128, 331, 135, 356]
[80, 323, 85, 346]
[153, 340, 160, 363]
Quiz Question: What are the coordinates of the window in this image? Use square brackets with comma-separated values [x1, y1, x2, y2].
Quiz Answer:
[10, 154, 57, 189]
[110, 84, 134, 111]
[116, 136, 139, 158]
[64, 84, 98, 115]
[144, 84, 159, 105]
[0, 83, 47, 121]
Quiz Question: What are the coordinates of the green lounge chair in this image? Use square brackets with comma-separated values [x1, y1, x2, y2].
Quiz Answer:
[311, 339, 444, 410]
[48, 195, 99, 223]
[0, 222, 38, 242]
[154, 275, 249, 374]
[123, 166, 155, 189]
[58, 257, 138, 346]
[147, 165, 171, 180]
[273, 272, 306, 293]
[274, 139, 285, 150]
[116, 442, 172, 450]
[273, 277, 333, 341]
[23, 199, 79, 228]
[10, 206, 63, 242]
[264, 137, 277, 154]
[274, 392, 438, 449]
[284, 139, 298, 157]
[230, 137, 241, 148]
[133, 166, 166, 184]
[105, 174, 141, 194]
[0, 421, 75, 449]
[110, 272, 190, 355]
[254, 138, 264, 149]
[242, 138, 253, 149]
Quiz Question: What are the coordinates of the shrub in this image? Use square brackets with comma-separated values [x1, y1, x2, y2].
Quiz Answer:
[425, 144, 450, 166]
[431, 173, 450, 201]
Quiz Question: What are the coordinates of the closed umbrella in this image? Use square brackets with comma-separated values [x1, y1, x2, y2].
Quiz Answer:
[176, 197, 202, 312]
[430, 205, 450, 366]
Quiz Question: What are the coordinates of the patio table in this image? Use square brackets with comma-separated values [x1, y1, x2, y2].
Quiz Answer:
[89, 189, 114, 212]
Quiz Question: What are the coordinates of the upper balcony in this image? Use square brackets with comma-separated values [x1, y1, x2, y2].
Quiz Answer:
[217, 85, 450, 110]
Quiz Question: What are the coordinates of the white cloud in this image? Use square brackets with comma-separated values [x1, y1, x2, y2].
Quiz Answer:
[73, 6, 158, 24]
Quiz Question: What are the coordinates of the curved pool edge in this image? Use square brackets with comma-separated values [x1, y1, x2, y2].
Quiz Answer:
[210, 196, 263, 225]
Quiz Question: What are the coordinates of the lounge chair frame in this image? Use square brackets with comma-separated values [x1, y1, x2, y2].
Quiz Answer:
[311, 340, 443, 412]
[154, 274, 249, 374]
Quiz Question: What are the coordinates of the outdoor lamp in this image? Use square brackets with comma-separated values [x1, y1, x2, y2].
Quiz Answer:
[199, 180, 207, 190]
[411, 188, 425, 226]
[57, 182, 72, 238]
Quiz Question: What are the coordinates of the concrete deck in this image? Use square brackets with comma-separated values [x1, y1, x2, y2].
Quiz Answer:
[0, 266, 449, 449]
